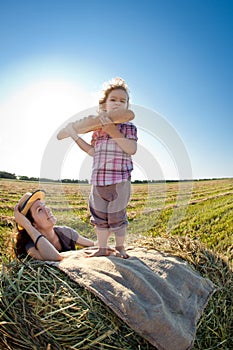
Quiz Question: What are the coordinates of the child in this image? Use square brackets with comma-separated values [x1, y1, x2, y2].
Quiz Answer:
[61, 77, 137, 258]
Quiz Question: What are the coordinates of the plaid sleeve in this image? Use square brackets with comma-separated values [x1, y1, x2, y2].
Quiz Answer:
[119, 123, 138, 141]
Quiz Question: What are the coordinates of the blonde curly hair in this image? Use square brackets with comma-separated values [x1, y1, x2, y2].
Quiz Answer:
[99, 77, 130, 110]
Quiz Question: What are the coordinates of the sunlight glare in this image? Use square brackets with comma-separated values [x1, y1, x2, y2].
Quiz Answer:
[0, 79, 96, 177]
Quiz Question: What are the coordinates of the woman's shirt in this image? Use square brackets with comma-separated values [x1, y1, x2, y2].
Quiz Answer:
[25, 226, 79, 253]
[90, 122, 137, 186]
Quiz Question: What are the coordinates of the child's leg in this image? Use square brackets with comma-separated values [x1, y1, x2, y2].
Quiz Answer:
[86, 228, 110, 257]
[88, 185, 110, 257]
[114, 227, 129, 259]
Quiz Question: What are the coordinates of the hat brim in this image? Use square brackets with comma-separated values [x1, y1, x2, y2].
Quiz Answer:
[20, 190, 45, 216]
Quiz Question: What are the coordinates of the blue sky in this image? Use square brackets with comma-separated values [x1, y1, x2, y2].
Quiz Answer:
[0, 0, 232, 180]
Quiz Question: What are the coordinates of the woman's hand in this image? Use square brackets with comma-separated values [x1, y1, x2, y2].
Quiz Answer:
[14, 204, 31, 229]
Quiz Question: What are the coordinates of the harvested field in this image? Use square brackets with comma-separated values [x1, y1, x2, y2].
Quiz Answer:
[0, 178, 232, 349]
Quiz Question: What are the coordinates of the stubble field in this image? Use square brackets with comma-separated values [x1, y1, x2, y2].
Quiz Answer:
[0, 178, 232, 349]
[0, 178, 232, 263]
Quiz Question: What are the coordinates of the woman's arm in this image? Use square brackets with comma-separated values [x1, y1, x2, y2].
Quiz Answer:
[14, 205, 63, 261]
[76, 235, 96, 247]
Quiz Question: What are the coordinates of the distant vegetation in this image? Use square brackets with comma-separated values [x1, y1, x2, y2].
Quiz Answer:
[0, 170, 230, 184]
[0, 171, 17, 179]
[0, 171, 88, 183]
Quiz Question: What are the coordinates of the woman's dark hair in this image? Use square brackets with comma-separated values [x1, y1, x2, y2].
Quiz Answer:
[15, 209, 34, 258]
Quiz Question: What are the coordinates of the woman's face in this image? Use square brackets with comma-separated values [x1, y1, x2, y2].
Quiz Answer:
[105, 88, 128, 112]
[30, 200, 56, 231]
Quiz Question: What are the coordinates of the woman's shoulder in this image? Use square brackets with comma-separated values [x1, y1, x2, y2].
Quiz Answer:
[55, 225, 74, 233]
[54, 226, 79, 239]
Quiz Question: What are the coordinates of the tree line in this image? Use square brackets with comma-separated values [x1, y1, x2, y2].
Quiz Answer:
[1, 170, 227, 183]
[0, 171, 88, 183]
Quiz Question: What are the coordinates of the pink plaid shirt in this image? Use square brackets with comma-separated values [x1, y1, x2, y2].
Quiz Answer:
[90, 122, 137, 186]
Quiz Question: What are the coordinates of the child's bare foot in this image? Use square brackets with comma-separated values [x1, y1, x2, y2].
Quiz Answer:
[85, 248, 109, 258]
[115, 246, 129, 259]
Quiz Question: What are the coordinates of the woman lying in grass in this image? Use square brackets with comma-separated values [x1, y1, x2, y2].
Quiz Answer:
[14, 189, 96, 261]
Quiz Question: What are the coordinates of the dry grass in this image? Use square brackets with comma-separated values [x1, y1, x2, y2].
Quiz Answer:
[0, 257, 154, 350]
[1, 236, 232, 350]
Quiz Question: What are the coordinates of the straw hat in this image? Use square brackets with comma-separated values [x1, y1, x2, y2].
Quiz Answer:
[18, 190, 45, 216]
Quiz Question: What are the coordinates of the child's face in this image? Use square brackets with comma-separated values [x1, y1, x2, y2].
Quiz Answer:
[105, 88, 128, 112]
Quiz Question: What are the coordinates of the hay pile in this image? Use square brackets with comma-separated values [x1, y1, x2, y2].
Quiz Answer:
[0, 236, 232, 350]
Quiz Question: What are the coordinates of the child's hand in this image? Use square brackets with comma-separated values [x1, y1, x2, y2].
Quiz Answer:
[99, 114, 112, 126]
[99, 115, 118, 136]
